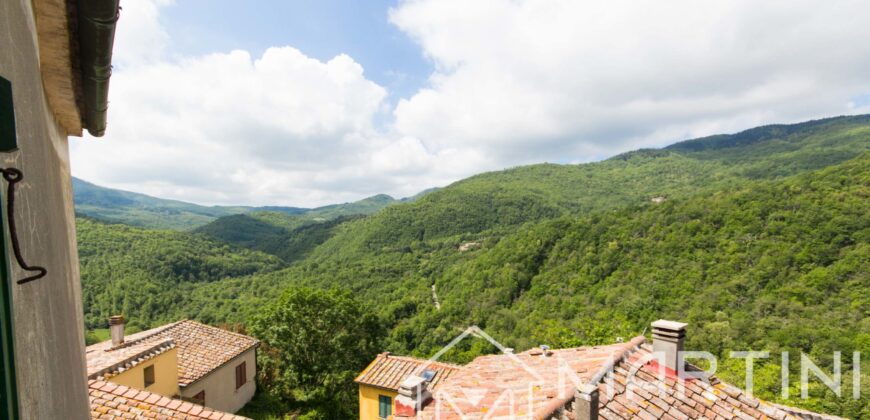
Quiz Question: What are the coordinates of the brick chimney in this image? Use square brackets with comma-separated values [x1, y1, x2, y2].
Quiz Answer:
[651, 319, 687, 371]
[109, 315, 125, 347]
[394, 375, 432, 417]
[574, 383, 599, 420]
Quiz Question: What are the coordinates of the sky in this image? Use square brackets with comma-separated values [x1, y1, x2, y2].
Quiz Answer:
[69, 0, 870, 207]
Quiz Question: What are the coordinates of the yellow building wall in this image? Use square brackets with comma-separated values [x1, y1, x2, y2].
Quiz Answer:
[359, 384, 397, 420]
[108, 348, 180, 397]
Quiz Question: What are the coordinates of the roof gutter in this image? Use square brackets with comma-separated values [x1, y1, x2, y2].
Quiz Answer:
[75, 0, 120, 137]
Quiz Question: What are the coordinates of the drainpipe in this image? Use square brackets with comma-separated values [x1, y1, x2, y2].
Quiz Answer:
[76, 0, 120, 137]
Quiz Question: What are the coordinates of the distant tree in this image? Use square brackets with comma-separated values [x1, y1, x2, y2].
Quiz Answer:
[250, 287, 384, 418]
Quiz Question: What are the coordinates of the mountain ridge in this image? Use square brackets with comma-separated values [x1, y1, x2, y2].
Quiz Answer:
[73, 177, 409, 230]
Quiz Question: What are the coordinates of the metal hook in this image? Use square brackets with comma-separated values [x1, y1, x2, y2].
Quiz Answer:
[0, 168, 47, 284]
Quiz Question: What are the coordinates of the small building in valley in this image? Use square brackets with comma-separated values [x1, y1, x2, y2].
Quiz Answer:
[86, 318, 259, 414]
[355, 352, 460, 420]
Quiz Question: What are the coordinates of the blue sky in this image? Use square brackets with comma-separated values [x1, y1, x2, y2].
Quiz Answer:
[161, 0, 430, 102]
[69, 0, 870, 207]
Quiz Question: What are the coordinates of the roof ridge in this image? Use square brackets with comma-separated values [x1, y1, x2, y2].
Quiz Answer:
[381, 353, 464, 369]
[179, 319, 260, 344]
[532, 335, 647, 419]
[102, 320, 185, 351]
[99, 319, 258, 353]
[587, 335, 646, 386]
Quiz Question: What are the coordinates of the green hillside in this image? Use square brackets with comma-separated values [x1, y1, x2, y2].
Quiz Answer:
[183, 153, 869, 417]
[74, 176, 403, 234]
[193, 213, 361, 263]
[77, 217, 284, 330]
[329, 115, 869, 252]
[193, 194, 398, 260]
[73, 177, 306, 230]
[77, 115, 870, 417]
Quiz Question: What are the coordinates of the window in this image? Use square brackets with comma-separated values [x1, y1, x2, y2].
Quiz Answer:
[378, 395, 392, 419]
[235, 362, 247, 389]
[192, 390, 205, 406]
[143, 365, 155, 388]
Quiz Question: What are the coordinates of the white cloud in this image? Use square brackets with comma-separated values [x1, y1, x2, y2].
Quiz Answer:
[72, 0, 458, 206]
[111, 0, 171, 67]
[71, 0, 870, 207]
[390, 0, 870, 164]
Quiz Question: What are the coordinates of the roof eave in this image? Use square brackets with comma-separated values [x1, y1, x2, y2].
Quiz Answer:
[32, 0, 84, 136]
[75, 0, 119, 137]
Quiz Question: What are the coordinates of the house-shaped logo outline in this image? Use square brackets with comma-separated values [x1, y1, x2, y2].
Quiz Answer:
[407, 325, 547, 419]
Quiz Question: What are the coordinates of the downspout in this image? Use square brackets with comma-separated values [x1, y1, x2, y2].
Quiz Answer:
[76, 0, 120, 137]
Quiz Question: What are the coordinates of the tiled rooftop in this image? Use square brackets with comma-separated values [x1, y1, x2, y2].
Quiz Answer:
[408, 339, 642, 419]
[86, 320, 259, 387]
[389, 336, 837, 420]
[86, 338, 175, 380]
[589, 344, 828, 420]
[355, 352, 461, 391]
[89, 379, 249, 419]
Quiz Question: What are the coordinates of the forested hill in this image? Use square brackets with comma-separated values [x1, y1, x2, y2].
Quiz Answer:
[77, 217, 284, 330]
[180, 152, 868, 417]
[298, 114, 869, 252]
[72, 178, 303, 230]
[192, 194, 398, 261]
[77, 115, 870, 417]
[73, 178, 401, 230]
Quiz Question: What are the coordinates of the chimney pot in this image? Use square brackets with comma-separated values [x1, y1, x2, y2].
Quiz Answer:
[651, 319, 687, 371]
[574, 383, 599, 420]
[109, 315, 125, 347]
[395, 375, 432, 417]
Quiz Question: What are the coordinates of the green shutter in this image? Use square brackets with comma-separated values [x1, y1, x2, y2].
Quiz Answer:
[378, 395, 392, 419]
[0, 76, 18, 419]
[0, 77, 18, 152]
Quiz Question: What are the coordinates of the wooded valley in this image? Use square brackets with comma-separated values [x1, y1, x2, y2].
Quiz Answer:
[76, 115, 869, 418]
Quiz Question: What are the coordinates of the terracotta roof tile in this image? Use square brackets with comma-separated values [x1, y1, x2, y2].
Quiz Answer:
[85, 339, 176, 380]
[386, 338, 840, 420]
[88, 380, 249, 420]
[86, 320, 258, 387]
[591, 344, 840, 420]
[407, 340, 639, 419]
[355, 352, 461, 391]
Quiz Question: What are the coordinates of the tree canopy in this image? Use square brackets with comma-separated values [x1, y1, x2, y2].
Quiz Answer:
[248, 287, 384, 419]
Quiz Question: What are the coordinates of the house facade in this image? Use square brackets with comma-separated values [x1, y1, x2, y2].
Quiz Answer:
[355, 352, 460, 420]
[0, 0, 119, 418]
[86, 318, 259, 414]
[178, 347, 257, 413]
